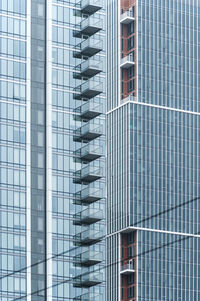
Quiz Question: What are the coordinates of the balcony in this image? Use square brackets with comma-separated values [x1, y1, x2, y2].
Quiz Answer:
[74, 187, 104, 205]
[74, 144, 103, 162]
[74, 229, 103, 246]
[81, 0, 102, 14]
[120, 10, 135, 24]
[120, 261, 135, 275]
[73, 122, 103, 142]
[121, 95, 137, 104]
[73, 271, 103, 287]
[73, 208, 103, 225]
[120, 54, 135, 68]
[74, 250, 103, 266]
[74, 81, 103, 100]
[74, 17, 102, 38]
[74, 293, 103, 301]
[74, 38, 103, 58]
[76, 100, 103, 120]
[74, 59, 103, 79]
[73, 166, 103, 184]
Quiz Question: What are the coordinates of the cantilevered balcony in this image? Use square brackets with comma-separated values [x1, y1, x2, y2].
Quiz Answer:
[120, 54, 135, 68]
[120, 261, 135, 275]
[74, 292, 103, 301]
[76, 100, 103, 120]
[73, 272, 103, 287]
[120, 10, 135, 24]
[74, 38, 103, 58]
[81, 0, 102, 14]
[74, 59, 103, 79]
[73, 166, 103, 184]
[74, 144, 103, 162]
[73, 208, 103, 225]
[74, 17, 102, 38]
[73, 122, 103, 142]
[74, 187, 104, 205]
[74, 80, 103, 99]
[74, 229, 103, 246]
[74, 250, 103, 266]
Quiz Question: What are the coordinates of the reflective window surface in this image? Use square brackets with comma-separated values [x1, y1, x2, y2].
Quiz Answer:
[137, 0, 200, 112]
[0, 1, 27, 299]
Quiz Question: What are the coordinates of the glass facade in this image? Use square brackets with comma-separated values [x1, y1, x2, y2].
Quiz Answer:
[137, 0, 200, 112]
[0, 0, 106, 300]
[107, 0, 200, 301]
[0, 0, 27, 299]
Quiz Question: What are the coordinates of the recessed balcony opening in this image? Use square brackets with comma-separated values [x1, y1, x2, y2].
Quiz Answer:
[120, 261, 135, 275]
[120, 54, 135, 68]
[120, 10, 135, 24]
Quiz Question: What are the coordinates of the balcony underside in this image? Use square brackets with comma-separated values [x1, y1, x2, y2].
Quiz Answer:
[73, 173, 102, 184]
[81, 3, 102, 15]
[74, 26, 101, 38]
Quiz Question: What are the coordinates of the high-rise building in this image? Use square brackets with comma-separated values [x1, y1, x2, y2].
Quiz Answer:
[107, 0, 200, 301]
[0, 0, 106, 300]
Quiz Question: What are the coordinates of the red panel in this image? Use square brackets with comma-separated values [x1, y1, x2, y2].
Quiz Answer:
[120, 1, 137, 100]
[120, 232, 137, 301]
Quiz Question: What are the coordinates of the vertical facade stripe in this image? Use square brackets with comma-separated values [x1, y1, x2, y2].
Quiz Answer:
[26, 0, 31, 299]
[46, 0, 52, 299]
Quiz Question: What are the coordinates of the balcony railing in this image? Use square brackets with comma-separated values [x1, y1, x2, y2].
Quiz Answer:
[74, 144, 103, 162]
[73, 271, 103, 287]
[120, 261, 135, 275]
[74, 80, 103, 99]
[73, 165, 103, 184]
[120, 10, 135, 24]
[74, 187, 104, 205]
[73, 208, 103, 225]
[73, 122, 103, 142]
[74, 17, 103, 38]
[81, 0, 102, 14]
[75, 100, 103, 120]
[120, 54, 135, 68]
[74, 229, 103, 246]
[74, 249, 103, 266]
[74, 59, 102, 79]
[74, 38, 103, 58]
[74, 292, 103, 301]
[121, 95, 137, 104]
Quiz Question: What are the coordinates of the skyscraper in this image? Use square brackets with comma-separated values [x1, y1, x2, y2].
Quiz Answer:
[107, 0, 200, 300]
[0, 0, 106, 300]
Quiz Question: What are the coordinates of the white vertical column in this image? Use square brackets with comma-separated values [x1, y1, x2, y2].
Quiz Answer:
[118, 0, 121, 106]
[46, 0, 53, 299]
[118, 233, 121, 301]
[26, 0, 31, 300]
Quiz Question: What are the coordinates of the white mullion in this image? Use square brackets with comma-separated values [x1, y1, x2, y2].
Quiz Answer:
[46, 0, 53, 299]
[26, 0, 31, 299]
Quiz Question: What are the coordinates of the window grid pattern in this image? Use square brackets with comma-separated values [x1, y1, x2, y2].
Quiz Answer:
[137, 0, 200, 112]
[0, 1, 27, 299]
